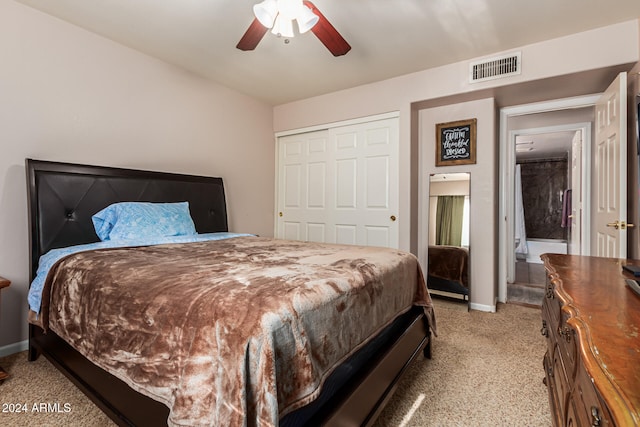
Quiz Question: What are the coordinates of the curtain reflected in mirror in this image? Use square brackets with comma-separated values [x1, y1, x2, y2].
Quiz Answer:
[428, 172, 470, 305]
[435, 195, 466, 246]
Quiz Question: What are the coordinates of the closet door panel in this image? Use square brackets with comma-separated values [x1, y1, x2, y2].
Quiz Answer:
[276, 116, 399, 248]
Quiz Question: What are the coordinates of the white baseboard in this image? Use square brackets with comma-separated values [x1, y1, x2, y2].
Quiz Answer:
[0, 340, 28, 357]
[469, 302, 497, 313]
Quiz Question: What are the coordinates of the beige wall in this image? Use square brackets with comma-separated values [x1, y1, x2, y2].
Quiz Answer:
[0, 2, 275, 351]
[274, 20, 640, 311]
[274, 20, 639, 131]
[419, 99, 496, 310]
[274, 20, 639, 251]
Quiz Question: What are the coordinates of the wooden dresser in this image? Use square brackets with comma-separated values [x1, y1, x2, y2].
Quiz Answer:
[541, 254, 640, 426]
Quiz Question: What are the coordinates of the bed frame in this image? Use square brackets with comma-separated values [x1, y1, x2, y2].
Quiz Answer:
[26, 158, 432, 426]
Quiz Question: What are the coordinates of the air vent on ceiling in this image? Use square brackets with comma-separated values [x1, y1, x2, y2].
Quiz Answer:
[469, 52, 521, 83]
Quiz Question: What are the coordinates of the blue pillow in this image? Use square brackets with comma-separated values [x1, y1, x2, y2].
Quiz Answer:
[92, 202, 197, 241]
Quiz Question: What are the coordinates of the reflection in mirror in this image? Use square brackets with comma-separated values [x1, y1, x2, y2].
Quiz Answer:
[427, 172, 470, 305]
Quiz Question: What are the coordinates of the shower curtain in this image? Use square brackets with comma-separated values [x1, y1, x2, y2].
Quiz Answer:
[515, 164, 528, 256]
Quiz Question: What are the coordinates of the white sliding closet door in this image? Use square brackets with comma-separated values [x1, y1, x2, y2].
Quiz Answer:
[276, 116, 399, 248]
[277, 129, 331, 243]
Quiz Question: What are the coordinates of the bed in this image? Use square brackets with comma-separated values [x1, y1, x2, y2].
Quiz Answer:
[26, 158, 435, 427]
[427, 245, 469, 300]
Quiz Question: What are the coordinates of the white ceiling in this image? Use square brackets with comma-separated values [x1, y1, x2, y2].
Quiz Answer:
[515, 131, 575, 161]
[14, 0, 640, 105]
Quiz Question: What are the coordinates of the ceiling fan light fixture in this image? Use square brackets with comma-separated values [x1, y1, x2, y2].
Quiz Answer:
[276, 0, 303, 20]
[254, 0, 317, 37]
[296, 5, 319, 34]
[271, 14, 295, 38]
[238, 0, 350, 55]
[253, 0, 278, 28]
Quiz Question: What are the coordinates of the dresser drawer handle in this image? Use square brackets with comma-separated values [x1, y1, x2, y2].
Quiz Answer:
[591, 406, 601, 426]
[540, 320, 549, 338]
[545, 282, 555, 299]
[557, 325, 572, 342]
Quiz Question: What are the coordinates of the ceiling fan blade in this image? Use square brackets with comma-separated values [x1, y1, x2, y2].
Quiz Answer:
[236, 18, 268, 51]
[303, 1, 351, 56]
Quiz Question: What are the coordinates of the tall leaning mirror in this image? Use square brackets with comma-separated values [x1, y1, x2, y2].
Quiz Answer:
[427, 172, 470, 306]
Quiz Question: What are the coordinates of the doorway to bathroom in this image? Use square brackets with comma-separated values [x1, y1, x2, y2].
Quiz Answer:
[498, 94, 598, 305]
[511, 125, 589, 302]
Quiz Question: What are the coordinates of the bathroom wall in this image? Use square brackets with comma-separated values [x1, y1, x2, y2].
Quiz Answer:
[518, 159, 568, 240]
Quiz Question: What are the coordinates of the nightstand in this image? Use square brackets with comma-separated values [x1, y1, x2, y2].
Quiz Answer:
[0, 275, 10, 381]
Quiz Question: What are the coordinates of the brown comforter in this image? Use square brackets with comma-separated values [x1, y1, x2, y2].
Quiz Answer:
[37, 236, 433, 426]
[428, 245, 469, 288]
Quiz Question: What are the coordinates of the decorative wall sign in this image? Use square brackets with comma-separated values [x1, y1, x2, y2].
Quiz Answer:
[436, 118, 477, 166]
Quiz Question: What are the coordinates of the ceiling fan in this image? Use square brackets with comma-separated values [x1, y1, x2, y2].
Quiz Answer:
[236, 0, 351, 57]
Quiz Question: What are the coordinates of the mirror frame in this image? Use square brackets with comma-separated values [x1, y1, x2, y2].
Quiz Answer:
[427, 172, 471, 307]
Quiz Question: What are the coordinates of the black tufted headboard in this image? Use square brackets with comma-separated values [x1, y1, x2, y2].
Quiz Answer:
[26, 159, 228, 280]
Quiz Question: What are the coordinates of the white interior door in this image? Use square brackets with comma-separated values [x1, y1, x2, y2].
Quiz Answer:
[569, 129, 582, 255]
[594, 72, 627, 258]
[276, 116, 399, 248]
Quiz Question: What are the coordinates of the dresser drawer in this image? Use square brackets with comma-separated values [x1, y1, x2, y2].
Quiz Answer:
[543, 351, 563, 427]
[550, 342, 571, 421]
[556, 312, 577, 381]
[543, 279, 561, 329]
[572, 363, 613, 427]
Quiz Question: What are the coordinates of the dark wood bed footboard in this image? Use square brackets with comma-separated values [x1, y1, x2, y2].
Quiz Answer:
[317, 310, 431, 426]
[29, 326, 170, 426]
[29, 308, 431, 427]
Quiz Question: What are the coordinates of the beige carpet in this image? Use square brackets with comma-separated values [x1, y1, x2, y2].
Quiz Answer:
[0, 298, 551, 426]
[374, 298, 551, 426]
